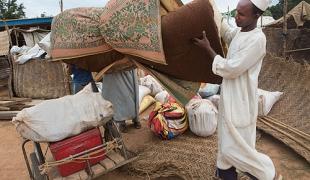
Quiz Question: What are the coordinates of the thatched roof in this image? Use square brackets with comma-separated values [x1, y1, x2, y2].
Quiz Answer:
[266, 1, 310, 28]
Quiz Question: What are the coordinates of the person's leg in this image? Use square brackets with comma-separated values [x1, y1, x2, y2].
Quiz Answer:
[218, 120, 275, 180]
[132, 69, 141, 129]
[102, 70, 139, 130]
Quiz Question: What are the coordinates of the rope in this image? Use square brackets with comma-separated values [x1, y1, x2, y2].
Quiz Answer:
[39, 139, 121, 174]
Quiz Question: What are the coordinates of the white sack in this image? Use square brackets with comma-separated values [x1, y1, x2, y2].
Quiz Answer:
[38, 32, 51, 56]
[16, 44, 46, 64]
[155, 90, 169, 104]
[198, 83, 220, 98]
[186, 99, 218, 137]
[257, 89, 283, 116]
[12, 91, 113, 142]
[10, 45, 31, 55]
[139, 85, 151, 105]
[207, 94, 220, 109]
[140, 75, 164, 96]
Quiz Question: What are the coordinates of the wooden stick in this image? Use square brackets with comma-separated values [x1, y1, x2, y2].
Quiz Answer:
[0, 106, 10, 111]
[0, 100, 20, 107]
[0, 111, 19, 120]
[0, 97, 32, 102]
[282, 0, 288, 58]
[285, 47, 310, 53]
[264, 116, 310, 140]
[258, 118, 310, 151]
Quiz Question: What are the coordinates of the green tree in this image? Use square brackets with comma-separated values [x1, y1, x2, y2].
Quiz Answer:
[0, 0, 25, 19]
[269, 0, 310, 20]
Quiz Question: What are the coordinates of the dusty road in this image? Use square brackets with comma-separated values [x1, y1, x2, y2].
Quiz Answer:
[0, 117, 309, 180]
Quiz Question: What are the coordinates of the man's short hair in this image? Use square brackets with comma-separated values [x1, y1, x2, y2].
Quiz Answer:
[252, 4, 264, 16]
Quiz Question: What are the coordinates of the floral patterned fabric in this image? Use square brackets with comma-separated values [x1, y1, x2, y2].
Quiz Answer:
[51, 0, 165, 64]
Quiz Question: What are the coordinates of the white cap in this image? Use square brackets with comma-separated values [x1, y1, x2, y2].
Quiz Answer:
[250, 0, 271, 11]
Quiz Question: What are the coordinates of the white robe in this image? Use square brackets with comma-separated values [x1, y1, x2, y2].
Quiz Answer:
[212, 21, 276, 180]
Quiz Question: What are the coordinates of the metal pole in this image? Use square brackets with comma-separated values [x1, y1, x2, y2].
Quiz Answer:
[60, 0, 63, 13]
[283, 0, 288, 58]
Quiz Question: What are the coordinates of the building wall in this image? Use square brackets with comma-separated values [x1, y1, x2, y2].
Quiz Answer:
[263, 28, 310, 62]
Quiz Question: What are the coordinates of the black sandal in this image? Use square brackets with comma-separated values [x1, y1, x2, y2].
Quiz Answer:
[133, 121, 141, 129]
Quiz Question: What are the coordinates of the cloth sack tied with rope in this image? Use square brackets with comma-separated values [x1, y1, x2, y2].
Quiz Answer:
[148, 99, 188, 140]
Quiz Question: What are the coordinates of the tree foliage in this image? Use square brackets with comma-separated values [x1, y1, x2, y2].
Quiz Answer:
[0, 0, 25, 19]
[269, 0, 310, 20]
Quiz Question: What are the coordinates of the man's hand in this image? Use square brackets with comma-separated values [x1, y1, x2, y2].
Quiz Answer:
[193, 31, 211, 51]
[193, 31, 217, 59]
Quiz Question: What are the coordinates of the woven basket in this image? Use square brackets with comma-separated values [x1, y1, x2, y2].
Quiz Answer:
[13, 59, 71, 99]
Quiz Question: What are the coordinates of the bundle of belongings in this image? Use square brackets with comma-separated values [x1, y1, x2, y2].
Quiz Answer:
[50, 0, 223, 85]
[148, 99, 188, 140]
[186, 97, 218, 137]
[10, 30, 51, 64]
[12, 84, 114, 142]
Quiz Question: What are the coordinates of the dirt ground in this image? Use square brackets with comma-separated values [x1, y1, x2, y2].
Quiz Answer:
[1, 116, 309, 180]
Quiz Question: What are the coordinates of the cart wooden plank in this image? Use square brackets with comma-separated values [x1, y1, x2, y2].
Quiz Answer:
[93, 154, 138, 179]
[106, 150, 126, 164]
[91, 163, 106, 175]
[99, 157, 115, 170]
[51, 169, 88, 180]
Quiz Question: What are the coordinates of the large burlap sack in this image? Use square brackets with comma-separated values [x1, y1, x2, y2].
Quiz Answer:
[186, 99, 218, 137]
[12, 90, 113, 142]
[13, 59, 71, 99]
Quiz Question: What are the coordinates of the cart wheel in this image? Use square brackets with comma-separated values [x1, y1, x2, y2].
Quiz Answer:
[30, 152, 46, 180]
[104, 120, 121, 142]
[104, 120, 128, 159]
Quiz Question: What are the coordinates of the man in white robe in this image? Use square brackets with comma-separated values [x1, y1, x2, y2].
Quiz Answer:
[194, 0, 279, 179]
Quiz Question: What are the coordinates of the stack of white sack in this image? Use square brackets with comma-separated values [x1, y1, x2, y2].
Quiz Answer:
[205, 88, 283, 117]
[10, 45, 31, 55]
[198, 83, 220, 98]
[140, 75, 164, 96]
[138, 75, 166, 113]
[139, 85, 151, 105]
[12, 84, 114, 142]
[138, 85, 156, 114]
[155, 90, 170, 104]
[186, 98, 218, 137]
[13, 32, 51, 64]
